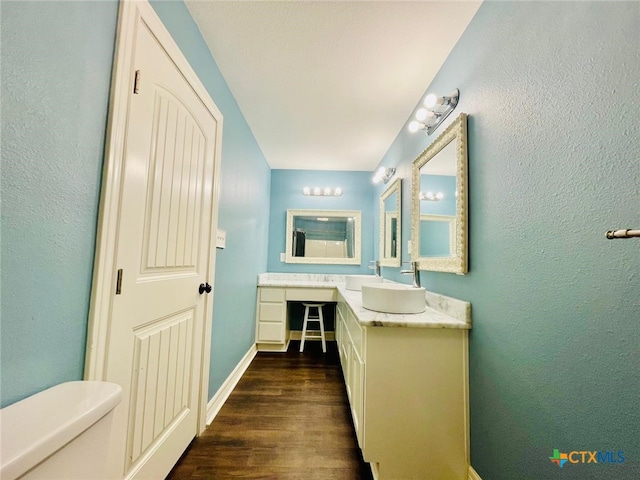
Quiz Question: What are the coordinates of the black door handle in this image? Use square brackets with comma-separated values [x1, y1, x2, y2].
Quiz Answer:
[199, 283, 212, 294]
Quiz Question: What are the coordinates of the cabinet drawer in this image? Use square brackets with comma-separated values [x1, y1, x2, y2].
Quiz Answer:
[257, 321, 284, 342]
[259, 303, 284, 322]
[260, 287, 285, 302]
[286, 288, 336, 302]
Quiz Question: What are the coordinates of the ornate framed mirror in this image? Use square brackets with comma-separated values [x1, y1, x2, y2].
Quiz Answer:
[379, 178, 401, 267]
[285, 209, 362, 265]
[411, 113, 468, 274]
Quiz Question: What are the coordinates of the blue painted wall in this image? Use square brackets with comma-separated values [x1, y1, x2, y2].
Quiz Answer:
[267, 170, 375, 274]
[4, 3, 638, 478]
[1, 0, 271, 407]
[374, 2, 640, 478]
[1, 1, 119, 408]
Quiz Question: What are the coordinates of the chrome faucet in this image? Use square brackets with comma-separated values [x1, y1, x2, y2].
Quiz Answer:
[369, 260, 381, 277]
[400, 261, 421, 288]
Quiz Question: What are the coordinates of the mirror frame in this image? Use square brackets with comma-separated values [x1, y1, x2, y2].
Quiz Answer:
[411, 113, 468, 274]
[285, 209, 362, 265]
[379, 178, 402, 267]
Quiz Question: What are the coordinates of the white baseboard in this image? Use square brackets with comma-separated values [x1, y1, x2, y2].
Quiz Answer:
[368, 462, 475, 479]
[469, 466, 482, 480]
[256, 339, 290, 352]
[289, 330, 335, 341]
[370, 462, 380, 480]
[206, 344, 257, 425]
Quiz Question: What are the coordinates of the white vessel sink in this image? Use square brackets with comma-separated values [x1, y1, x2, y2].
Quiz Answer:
[361, 283, 426, 314]
[345, 274, 384, 291]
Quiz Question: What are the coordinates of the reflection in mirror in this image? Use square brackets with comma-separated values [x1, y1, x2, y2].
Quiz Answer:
[420, 215, 455, 256]
[419, 139, 456, 257]
[379, 178, 401, 267]
[411, 113, 468, 274]
[285, 209, 361, 265]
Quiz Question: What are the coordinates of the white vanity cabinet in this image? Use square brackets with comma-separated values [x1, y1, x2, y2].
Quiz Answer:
[336, 299, 366, 446]
[255, 287, 287, 346]
[337, 291, 470, 480]
[255, 285, 337, 352]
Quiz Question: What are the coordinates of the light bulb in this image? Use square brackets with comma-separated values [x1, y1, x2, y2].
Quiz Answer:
[424, 93, 444, 109]
[436, 192, 444, 200]
[425, 114, 439, 127]
[334, 187, 342, 196]
[324, 187, 331, 196]
[313, 187, 321, 195]
[303, 186, 310, 195]
[416, 108, 436, 122]
[408, 120, 423, 133]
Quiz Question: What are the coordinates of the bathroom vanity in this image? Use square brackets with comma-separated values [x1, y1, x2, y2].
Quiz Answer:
[255, 274, 342, 351]
[255, 273, 471, 479]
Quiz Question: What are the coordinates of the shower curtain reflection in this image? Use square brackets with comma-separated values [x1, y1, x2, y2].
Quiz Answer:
[293, 229, 306, 257]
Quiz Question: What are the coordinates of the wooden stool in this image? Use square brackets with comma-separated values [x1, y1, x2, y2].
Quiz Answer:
[299, 303, 326, 353]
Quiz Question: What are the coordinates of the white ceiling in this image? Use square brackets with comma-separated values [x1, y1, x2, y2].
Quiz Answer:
[185, 1, 481, 171]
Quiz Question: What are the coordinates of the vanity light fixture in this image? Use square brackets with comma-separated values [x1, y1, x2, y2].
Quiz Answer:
[420, 191, 444, 201]
[372, 166, 396, 184]
[303, 186, 343, 196]
[408, 89, 459, 136]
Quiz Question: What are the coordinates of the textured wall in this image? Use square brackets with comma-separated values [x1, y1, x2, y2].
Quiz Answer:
[149, 1, 271, 399]
[375, 2, 640, 478]
[0, 1, 119, 407]
[0, 0, 271, 408]
[268, 170, 375, 274]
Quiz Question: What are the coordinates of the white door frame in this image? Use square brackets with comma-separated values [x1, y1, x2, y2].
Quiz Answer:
[84, 0, 223, 438]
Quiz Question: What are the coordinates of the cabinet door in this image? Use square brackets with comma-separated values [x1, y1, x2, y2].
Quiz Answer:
[344, 336, 352, 402]
[350, 345, 365, 447]
[336, 310, 344, 365]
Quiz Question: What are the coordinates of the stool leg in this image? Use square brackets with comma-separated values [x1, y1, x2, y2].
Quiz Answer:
[300, 306, 309, 352]
[318, 306, 326, 353]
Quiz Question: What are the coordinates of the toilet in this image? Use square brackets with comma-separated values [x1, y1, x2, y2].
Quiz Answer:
[0, 381, 122, 480]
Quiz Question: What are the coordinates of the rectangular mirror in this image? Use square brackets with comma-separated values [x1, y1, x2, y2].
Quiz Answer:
[285, 209, 361, 265]
[379, 178, 401, 267]
[411, 113, 468, 274]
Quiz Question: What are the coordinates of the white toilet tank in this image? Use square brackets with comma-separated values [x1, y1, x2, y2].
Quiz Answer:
[0, 381, 122, 480]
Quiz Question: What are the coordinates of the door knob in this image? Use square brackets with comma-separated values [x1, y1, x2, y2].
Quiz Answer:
[199, 283, 212, 294]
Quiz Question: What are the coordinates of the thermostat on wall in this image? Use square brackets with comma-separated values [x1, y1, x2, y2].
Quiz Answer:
[216, 229, 226, 249]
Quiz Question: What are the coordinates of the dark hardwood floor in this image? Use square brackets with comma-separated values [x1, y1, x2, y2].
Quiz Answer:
[166, 340, 373, 480]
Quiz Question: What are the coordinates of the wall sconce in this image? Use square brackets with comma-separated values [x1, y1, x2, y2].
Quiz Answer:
[372, 166, 396, 184]
[420, 191, 444, 201]
[408, 89, 459, 136]
[303, 186, 343, 196]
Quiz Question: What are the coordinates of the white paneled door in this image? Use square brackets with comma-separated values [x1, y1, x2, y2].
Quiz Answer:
[86, 2, 223, 479]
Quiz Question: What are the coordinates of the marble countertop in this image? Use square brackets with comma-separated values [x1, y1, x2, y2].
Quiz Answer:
[337, 286, 470, 329]
[257, 273, 346, 287]
[257, 273, 471, 329]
